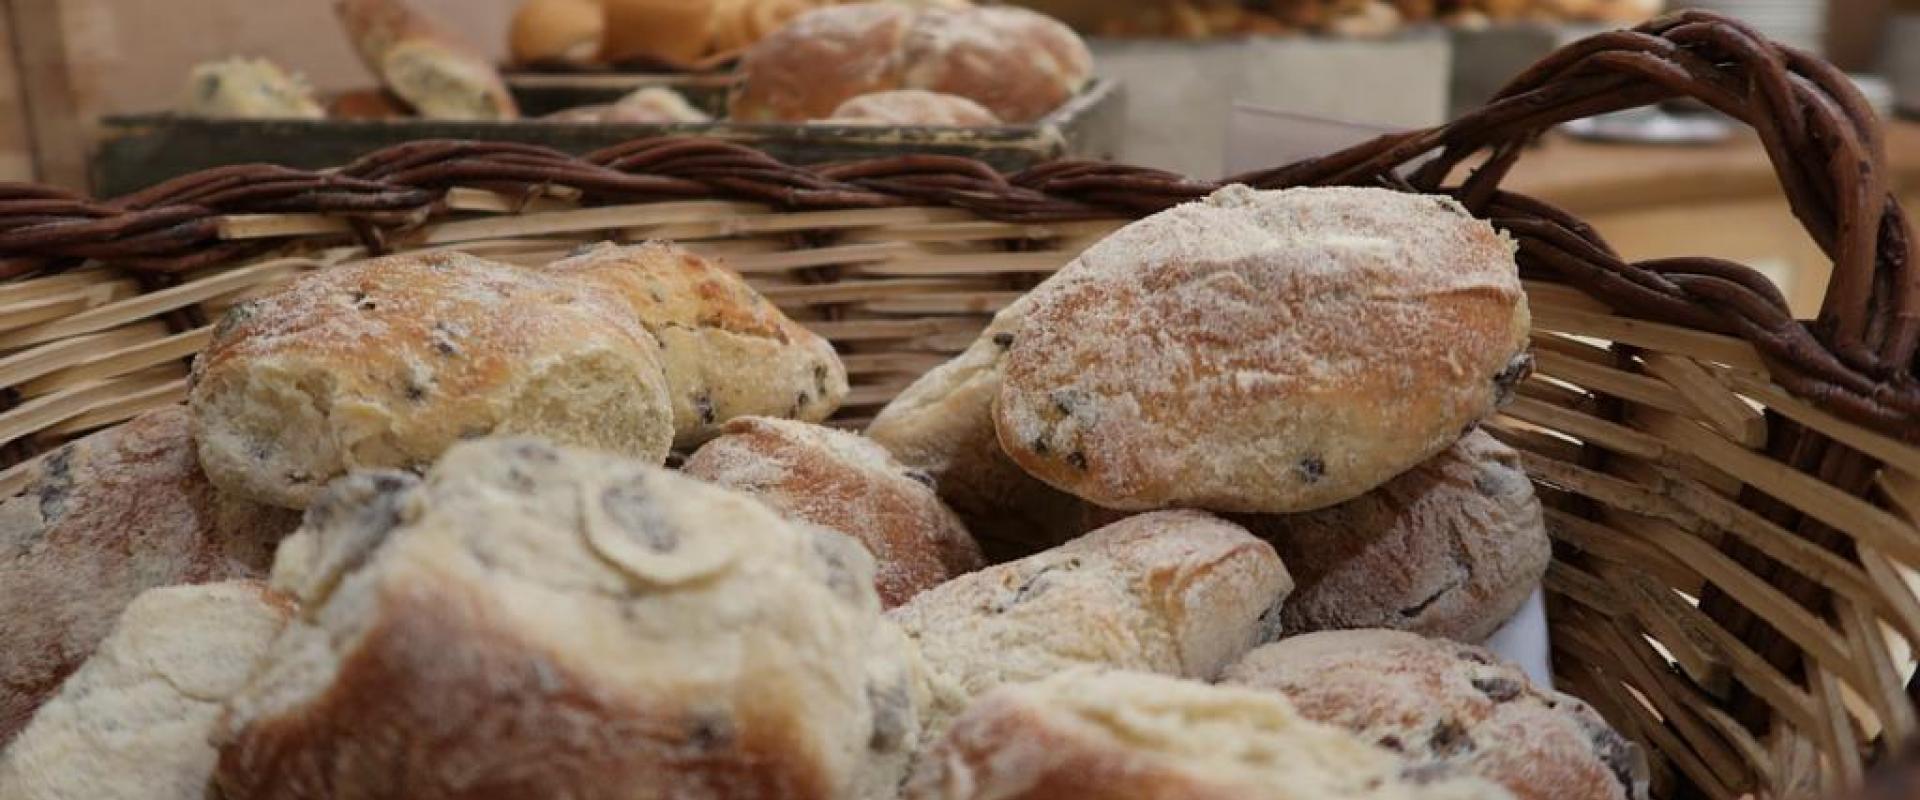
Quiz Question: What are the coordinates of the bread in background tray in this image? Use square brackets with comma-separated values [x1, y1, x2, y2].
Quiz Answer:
[336, 0, 519, 119]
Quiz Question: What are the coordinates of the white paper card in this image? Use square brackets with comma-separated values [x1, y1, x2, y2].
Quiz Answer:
[1483, 587, 1553, 689]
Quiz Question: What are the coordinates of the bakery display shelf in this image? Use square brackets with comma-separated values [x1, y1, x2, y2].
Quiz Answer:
[3, 11, 1919, 798]
[89, 80, 1123, 197]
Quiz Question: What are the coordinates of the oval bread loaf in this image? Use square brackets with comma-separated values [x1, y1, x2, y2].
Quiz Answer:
[545, 242, 848, 447]
[0, 407, 298, 745]
[0, 581, 294, 800]
[1236, 428, 1549, 642]
[1223, 629, 1650, 800]
[886, 510, 1291, 744]
[996, 185, 1532, 513]
[189, 250, 674, 509]
[904, 668, 1516, 800]
[216, 438, 921, 800]
[683, 416, 983, 608]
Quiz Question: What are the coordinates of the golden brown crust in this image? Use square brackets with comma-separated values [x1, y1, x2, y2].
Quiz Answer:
[683, 416, 983, 608]
[545, 242, 847, 446]
[729, 3, 916, 123]
[0, 408, 298, 745]
[996, 185, 1530, 513]
[1224, 630, 1649, 800]
[601, 0, 721, 64]
[509, 0, 606, 66]
[335, 0, 518, 119]
[1233, 428, 1549, 642]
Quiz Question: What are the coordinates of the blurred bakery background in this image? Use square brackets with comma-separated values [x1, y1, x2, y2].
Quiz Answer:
[0, 0, 1913, 313]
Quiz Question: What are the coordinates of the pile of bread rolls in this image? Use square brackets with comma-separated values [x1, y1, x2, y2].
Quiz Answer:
[0, 185, 1646, 800]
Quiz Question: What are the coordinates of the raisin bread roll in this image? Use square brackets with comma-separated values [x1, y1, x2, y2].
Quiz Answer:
[0, 582, 294, 800]
[887, 510, 1290, 744]
[1223, 630, 1650, 800]
[216, 438, 921, 800]
[0, 407, 299, 745]
[336, 0, 519, 119]
[178, 58, 325, 119]
[545, 242, 847, 446]
[189, 251, 674, 509]
[824, 89, 1001, 126]
[906, 668, 1516, 800]
[1237, 429, 1549, 643]
[996, 185, 1532, 513]
[683, 416, 983, 607]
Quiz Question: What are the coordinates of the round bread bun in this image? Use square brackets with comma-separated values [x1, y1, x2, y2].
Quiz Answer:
[188, 250, 674, 509]
[217, 438, 922, 800]
[0, 407, 299, 745]
[1235, 428, 1548, 643]
[729, 3, 916, 123]
[905, 668, 1516, 800]
[600, 0, 717, 64]
[509, 0, 605, 66]
[1223, 630, 1650, 800]
[824, 89, 1002, 126]
[544, 242, 848, 446]
[995, 184, 1531, 513]
[683, 416, 984, 607]
[896, 5, 1091, 123]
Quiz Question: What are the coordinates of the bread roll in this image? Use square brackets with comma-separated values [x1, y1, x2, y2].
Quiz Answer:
[730, 3, 916, 123]
[824, 89, 1002, 126]
[604, 86, 713, 122]
[178, 58, 325, 119]
[996, 185, 1531, 513]
[905, 668, 1516, 800]
[0, 407, 299, 745]
[510, 0, 605, 66]
[215, 438, 921, 800]
[684, 416, 983, 607]
[896, 5, 1091, 123]
[545, 242, 846, 446]
[1236, 428, 1548, 643]
[711, 0, 825, 54]
[1223, 630, 1650, 800]
[601, 0, 719, 64]
[335, 0, 518, 119]
[189, 250, 674, 509]
[0, 582, 293, 800]
[887, 510, 1290, 744]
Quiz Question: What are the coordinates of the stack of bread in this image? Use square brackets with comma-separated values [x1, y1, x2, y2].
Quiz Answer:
[0, 186, 1644, 800]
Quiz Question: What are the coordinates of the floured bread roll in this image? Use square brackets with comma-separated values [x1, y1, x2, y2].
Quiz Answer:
[1224, 630, 1650, 800]
[0, 581, 294, 800]
[216, 438, 921, 800]
[683, 416, 983, 607]
[545, 242, 848, 446]
[866, 304, 1100, 560]
[1236, 428, 1549, 642]
[0, 407, 298, 745]
[824, 89, 1002, 126]
[905, 668, 1516, 800]
[178, 57, 325, 119]
[996, 185, 1531, 513]
[887, 510, 1290, 744]
[189, 251, 674, 509]
[509, 0, 604, 66]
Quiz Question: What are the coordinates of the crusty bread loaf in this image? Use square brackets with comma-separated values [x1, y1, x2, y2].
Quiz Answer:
[905, 668, 1516, 800]
[189, 251, 674, 509]
[683, 416, 983, 607]
[509, 0, 605, 66]
[336, 0, 518, 119]
[0, 582, 293, 800]
[545, 242, 847, 446]
[1223, 630, 1650, 800]
[730, 3, 916, 123]
[865, 305, 1102, 560]
[887, 510, 1290, 744]
[996, 184, 1532, 513]
[824, 89, 1002, 126]
[216, 438, 921, 800]
[601, 0, 720, 64]
[178, 58, 325, 119]
[1236, 428, 1549, 642]
[0, 407, 299, 745]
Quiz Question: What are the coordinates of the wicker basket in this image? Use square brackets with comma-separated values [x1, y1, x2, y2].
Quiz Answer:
[0, 11, 1915, 799]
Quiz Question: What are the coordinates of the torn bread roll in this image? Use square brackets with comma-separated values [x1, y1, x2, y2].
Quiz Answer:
[996, 185, 1531, 513]
[683, 416, 983, 607]
[216, 438, 921, 800]
[0, 407, 299, 745]
[336, 0, 519, 119]
[905, 668, 1517, 800]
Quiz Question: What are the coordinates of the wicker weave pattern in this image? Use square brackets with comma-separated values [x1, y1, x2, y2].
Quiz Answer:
[0, 11, 1914, 799]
